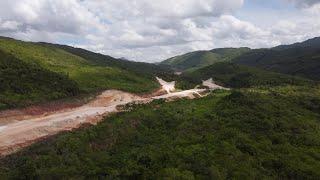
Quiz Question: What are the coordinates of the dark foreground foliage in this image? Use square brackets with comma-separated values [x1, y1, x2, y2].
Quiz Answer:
[0, 50, 79, 110]
[1, 86, 320, 179]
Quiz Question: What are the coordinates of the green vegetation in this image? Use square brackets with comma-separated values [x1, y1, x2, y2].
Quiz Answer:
[0, 37, 161, 94]
[177, 62, 312, 89]
[162, 37, 320, 81]
[1, 85, 319, 179]
[0, 36, 176, 109]
[161, 48, 250, 71]
[0, 50, 79, 110]
[1, 36, 320, 179]
[43, 43, 172, 76]
[233, 37, 320, 81]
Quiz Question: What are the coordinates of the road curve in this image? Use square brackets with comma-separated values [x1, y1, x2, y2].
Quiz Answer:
[0, 78, 225, 156]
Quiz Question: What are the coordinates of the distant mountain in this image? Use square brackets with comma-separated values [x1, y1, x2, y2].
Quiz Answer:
[162, 37, 320, 81]
[273, 37, 320, 50]
[233, 37, 320, 81]
[161, 47, 250, 71]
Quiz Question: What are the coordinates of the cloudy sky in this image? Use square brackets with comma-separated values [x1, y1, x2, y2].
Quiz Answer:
[0, 0, 319, 62]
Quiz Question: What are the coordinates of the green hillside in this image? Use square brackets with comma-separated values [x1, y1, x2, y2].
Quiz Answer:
[1, 85, 320, 179]
[1, 41, 319, 178]
[0, 37, 165, 94]
[0, 50, 79, 110]
[42, 43, 172, 76]
[233, 37, 320, 81]
[177, 62, 311, 89]
[162, 37, 320, 81]
[274, 37, 320, 50]
[161, 48, 250, 71]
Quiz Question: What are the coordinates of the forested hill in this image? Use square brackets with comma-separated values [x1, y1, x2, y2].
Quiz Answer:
[161, 47, 250, 72]
[0, 36, 172, 110]
[161, 37, 320, 81]
[0, 50, 79, 110]
[39, 42, 172, 76]
[1, 78, 319, 179]
[233, 37, 320, 81]
[1, 36, 320, 179]
[273, 37, 320, 50]
[177, 62, 313, 90]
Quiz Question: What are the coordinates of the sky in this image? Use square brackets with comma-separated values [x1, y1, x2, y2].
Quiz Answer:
[0, 0, 319, 62]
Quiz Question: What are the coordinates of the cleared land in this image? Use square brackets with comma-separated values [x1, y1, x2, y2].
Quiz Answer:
[0, 78, 226, 156]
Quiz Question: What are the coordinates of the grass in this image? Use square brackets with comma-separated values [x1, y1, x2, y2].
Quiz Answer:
[0, 37, 163, 109]
[0, 50, 79, 109]
[0, 37, 159, 94]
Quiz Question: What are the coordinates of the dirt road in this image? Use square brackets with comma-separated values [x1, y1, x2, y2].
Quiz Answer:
[0, 78, 226, 156]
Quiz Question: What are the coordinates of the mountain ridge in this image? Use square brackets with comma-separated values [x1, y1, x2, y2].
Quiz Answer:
[162, 36, 320, 81]
[161, 47, 251, 71]
[0, 36, 173, 110]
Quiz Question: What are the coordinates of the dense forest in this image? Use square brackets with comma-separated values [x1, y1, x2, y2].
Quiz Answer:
[161, 48, 250, 72]
[233, 44, 320, 81]
[161, 37, 320, 82]
[176, 62, 312, 90]
[1, 84, 319, 179]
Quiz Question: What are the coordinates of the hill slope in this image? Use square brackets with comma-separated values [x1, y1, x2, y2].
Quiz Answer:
[0, 37, 166, 94]
[1, 42, 319, 178]
[233, 37, 320, 81]
[161, 48, 250, 71]
[1, 86, 320, 179]
[177, 62, 312, 89]
[0, 50, 79, 110]
[40, 43, 172, 76]
[0, 36, 175, 109]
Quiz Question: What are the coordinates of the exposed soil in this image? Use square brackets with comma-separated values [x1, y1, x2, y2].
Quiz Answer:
[202, 78, 230, 90]
[0, 78, 228, 156]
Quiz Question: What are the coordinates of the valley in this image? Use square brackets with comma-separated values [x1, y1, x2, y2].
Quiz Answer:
[1, 0, 320, 178]
[0, 78, 225, 156]
[0, 36, 319, 179]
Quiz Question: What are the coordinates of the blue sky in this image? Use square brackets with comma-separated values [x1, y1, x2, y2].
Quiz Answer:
[238, 0, 296, 25]
[0, 0, 319, 62]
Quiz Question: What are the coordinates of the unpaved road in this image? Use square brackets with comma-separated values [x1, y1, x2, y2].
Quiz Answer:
[0, 78, 226, 156]
[156, 77, 175, 93]
[202, 78, 230, 90]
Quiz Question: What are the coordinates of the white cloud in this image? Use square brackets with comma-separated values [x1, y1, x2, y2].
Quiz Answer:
[287, 0, 320, 7]
[0, 0, 106, 41]
[0, 0, 319, 62]
[0, 20, 21, 32]
[83, 0, 244, 20]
